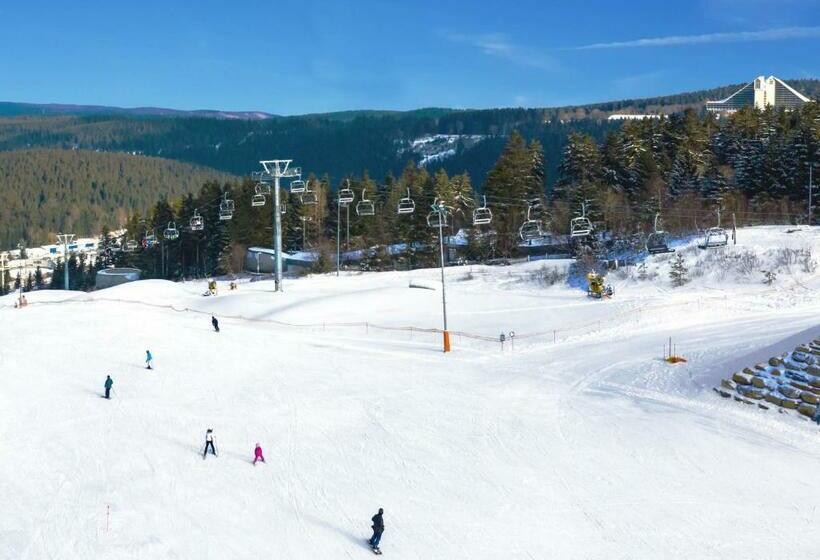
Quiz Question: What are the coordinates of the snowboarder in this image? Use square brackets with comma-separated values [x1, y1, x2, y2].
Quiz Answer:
[253, 443, 265, 465]
[145, 350, 153, 370]
[369, 508, 384, 553]
[203, 429, 217, 459]
[104, 375, 113, 399]
[212, 315, 220, 333]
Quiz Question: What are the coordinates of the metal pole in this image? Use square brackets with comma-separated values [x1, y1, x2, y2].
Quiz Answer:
[346, 203, 350, 250]
[437, 205, 450, 352]
[274, 173, 283, 292]
[63, 240, 69, 290]
[336, 196, 341, 277]
[807, 163, 813, 226]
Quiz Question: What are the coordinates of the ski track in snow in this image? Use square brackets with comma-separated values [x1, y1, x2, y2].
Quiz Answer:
[4, 226, 820, 559]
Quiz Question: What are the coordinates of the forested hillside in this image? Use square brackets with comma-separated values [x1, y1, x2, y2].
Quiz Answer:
[0, 150, 234, 247]
[0, 80, 813, 191]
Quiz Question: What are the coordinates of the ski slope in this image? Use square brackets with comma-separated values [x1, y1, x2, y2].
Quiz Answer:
[3, 226, 820, 560]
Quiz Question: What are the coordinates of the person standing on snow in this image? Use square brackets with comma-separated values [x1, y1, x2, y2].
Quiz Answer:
[212, 315, 220, 333]
[104, 375, 113, 399]
[369, 508, 385, 550]
[203, 429, 217, 459]
[145, 350, 153, 370]
[253, 443, 265, 465]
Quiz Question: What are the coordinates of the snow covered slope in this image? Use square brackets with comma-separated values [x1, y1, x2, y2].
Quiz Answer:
[3, 226, 820, 560]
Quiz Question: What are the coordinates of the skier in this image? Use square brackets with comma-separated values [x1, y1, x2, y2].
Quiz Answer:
[104, 375, 113, 399]
[203, 429, 217, 459]
[212, 315, 220, 333]
[145, 349, 153, 370]
[253, 443, 265, 465]
[369, 508, 384, 553]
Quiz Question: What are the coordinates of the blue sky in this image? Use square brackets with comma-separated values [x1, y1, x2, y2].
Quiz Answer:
[0, 0, 817, 114]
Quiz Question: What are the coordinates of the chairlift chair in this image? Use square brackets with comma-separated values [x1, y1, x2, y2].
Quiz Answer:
[189, 210, 204, 231]
[397, 188, 415, 215]
[645, 213, 674, 254]
[427, 202, 449, 228]
[570, 216, 593, 238]
[251, 184, 267, 207]
[472, 196, 492, 226]
[164, 221, 179, 241]
[219, 194, 235, 220]
[356, 189, 375, 216]
[123, 239, 138, 252]
[699, 227, 728, 249]
[519, 202, 543, 241]
[300, 188, 318, 205]
[257, 181, 272, 196]
[290, 179, 306, 194]
[144, 230, 157, 247]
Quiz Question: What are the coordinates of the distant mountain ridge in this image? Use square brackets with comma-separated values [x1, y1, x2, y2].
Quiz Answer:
[0, 102, 277, 120]
[1, 78, 816, 121]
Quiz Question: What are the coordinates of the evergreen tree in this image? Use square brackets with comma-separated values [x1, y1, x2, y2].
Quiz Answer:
[669, 254, 689, 287]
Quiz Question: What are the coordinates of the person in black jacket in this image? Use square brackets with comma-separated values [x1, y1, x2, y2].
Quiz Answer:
[369, 508, 384, 549]
[104, 375, 113, 399]
[212, 315, 220, 333]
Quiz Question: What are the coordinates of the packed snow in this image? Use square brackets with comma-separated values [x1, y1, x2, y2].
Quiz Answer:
[3, 226, 820, 559]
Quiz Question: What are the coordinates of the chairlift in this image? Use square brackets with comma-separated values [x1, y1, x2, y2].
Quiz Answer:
[144, 230, 157, 247]
[699, 227, 728, 249]
[290, 179, 306, 194]
[251, 184, 267, 207]
[397, 188, 415, 215]
[189, 209, 204, 231]
[472, 195, 492, 226]
[300, 188, 318, 205]
[123, 239, 138, 252]
[257, 181, 272, 196]
[426, 201, 449, 228]
[219, 193, 235, 220]
[519, 201, 543, 240]
[646, 213, 674, 254]
[570, 202, 593, 238]
[164, 221, 179, 241]
[356, 188, 375, 216]
[698, 209, 728, 249]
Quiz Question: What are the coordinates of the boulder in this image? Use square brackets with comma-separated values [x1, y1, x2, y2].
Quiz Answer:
[732, 372, 753, 385]
[721, 379, 737, 390]
[737, 385, 764, 399]
[770, 368, 782, 376]
[782, 399, 800, 410]
[769, 357, 783, 367]
[764, 394, 783, 406]
[751, 376, 770, 389]
[793, 352, 809, 363]
[809, 377, 820, 388]
[780, 386, 801, 399]
[798, 403, 817, 418]
[796, 346, 812, 354]
[800, 391, 820, 405]
[807, 365, 820, 376]
[743, 367, 756, 375]
[754, 363, 767, 371]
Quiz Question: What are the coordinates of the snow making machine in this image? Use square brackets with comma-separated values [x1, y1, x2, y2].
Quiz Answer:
[586, 272, 613, 299]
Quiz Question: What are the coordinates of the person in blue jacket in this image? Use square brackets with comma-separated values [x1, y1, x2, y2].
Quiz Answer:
[145, 350, 153, 370]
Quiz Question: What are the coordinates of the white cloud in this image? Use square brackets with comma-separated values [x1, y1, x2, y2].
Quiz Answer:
[440, 31, 557, 70]
[570, 26, 820, 50]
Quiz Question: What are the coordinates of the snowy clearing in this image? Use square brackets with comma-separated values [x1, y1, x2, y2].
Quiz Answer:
[3, 226, 820, 559]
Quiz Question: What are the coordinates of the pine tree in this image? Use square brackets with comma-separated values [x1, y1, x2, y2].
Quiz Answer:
[669, 254, 688, 287]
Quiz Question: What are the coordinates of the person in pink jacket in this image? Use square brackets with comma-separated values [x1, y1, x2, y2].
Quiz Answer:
[253, 443, 265, 466]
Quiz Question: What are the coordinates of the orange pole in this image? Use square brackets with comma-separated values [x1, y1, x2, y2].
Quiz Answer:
[443, 330, 451, 353]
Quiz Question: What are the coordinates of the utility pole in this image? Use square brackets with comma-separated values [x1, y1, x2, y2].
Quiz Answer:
[57, 234, 75, 291]
[337, 195, 341, 276]
[809, 163, 814, 226]
[0, 252, 7, 296]
[432, 201, 451, 353]
[258, 160, 300, 292]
